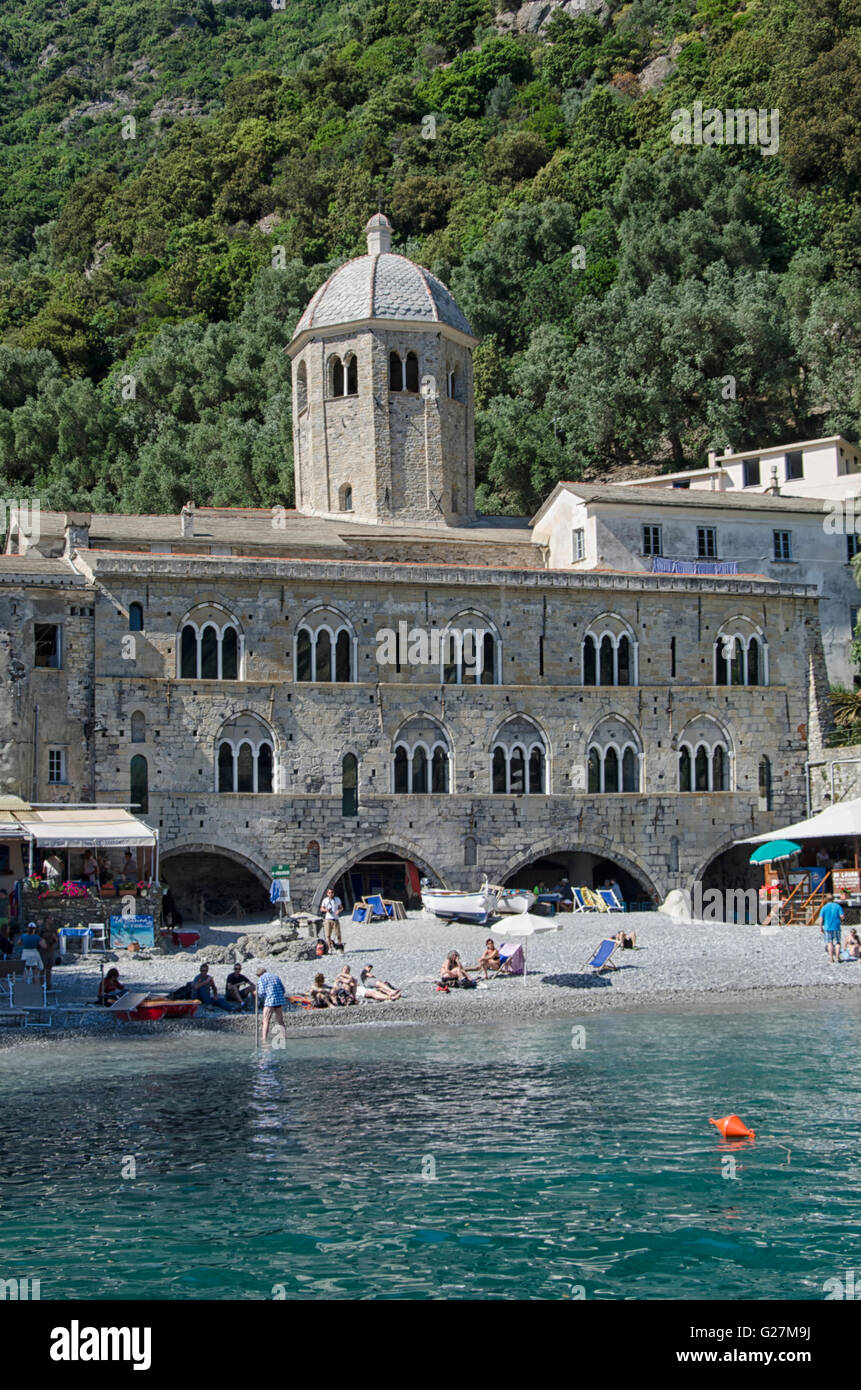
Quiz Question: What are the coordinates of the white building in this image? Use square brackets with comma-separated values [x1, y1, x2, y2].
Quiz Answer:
[532, 482, 861, 688]
[618, 435, 861, 501]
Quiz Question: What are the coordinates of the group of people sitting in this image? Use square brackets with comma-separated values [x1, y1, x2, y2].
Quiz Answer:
[302, 964, 401, 1008]
[437, 940, 504, 990]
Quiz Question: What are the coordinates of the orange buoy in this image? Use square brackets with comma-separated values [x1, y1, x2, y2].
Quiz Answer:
[710, 1114, 756, 1140]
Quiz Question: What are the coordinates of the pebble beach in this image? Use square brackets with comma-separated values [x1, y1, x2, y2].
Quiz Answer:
[5, 908, 860, 1039]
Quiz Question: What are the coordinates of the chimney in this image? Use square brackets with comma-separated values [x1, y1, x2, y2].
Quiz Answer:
[180, 500, 195, 538]
[707, 451, 717, 469]
[64, 512, 91, 557]
[766, 464, 780, 496]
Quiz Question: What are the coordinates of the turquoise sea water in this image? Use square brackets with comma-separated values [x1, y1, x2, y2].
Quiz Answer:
[1, 1000, 860, 1300]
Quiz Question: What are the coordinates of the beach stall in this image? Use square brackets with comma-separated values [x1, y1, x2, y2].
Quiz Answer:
[741, 798, 861, 921]
[9, 805, 160, 945]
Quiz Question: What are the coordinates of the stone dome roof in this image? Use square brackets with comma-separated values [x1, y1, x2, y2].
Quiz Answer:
[292, 216, 474, 340]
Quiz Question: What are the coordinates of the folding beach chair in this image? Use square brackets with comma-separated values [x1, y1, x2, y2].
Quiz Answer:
[497, 943, 525, 977]
[351, 904, 370, 923]
[572, 888, 590, 913]
[581, 886, 608, 913]
[598, 889, 625, 912]
[364, 894, 393, 920]
[584, 939, 619, 973]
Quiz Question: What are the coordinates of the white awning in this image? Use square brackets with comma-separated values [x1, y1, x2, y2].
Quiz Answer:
[741, 798, 861, 845]
[14, 809, 156, 848]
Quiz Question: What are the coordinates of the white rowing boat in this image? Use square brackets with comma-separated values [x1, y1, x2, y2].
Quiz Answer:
[421, 883, 500, 924]
[494, 888, 536, 915]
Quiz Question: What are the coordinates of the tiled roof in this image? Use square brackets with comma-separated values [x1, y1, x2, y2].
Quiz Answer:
[293, 253, 473, 338]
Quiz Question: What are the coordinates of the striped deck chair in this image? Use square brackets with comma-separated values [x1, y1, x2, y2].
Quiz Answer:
[580, 886, 608, 913]
[584, 938, 619, 973]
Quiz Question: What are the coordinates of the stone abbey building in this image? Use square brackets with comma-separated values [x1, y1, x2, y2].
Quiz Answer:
[0, 217, 831, 916]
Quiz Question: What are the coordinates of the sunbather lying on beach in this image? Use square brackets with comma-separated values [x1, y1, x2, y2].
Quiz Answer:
[358, 965, 401, 1000]
[614, 930, 638, 950]
[439, 951, 476, 988]
[844, 928, 861, 959]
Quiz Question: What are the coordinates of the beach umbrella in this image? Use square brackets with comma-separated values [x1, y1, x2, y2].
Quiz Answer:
[748, 840, 801, 864]
[749, 840, 801, 911]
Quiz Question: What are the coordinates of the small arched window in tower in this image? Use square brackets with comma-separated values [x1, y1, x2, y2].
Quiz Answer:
[412, 746, 428, 794]
[130, 711, 146, 744]
[588, 747, 601, 793]
[180, 625, 197, 679]
[130, 754, 148, 814]
[432, 746, 449, 793]
[307, 840, 320, 873]
[679, 747, 692, 792]
[296, 360, 308, 413]
[389, 351, 403, 391]
[218, 742, 233, 793]
[316, 629, 332, 683]
[221, 627, 238, 680]
[342, 753, 358, 817]
[340, 484, 353, 512]
[583, 635, 597, 686]
[394, 745, 409, 794]
[297, 628, 312, 682]
[447, 367, 457, 399]
[405, 351, 419, 393]
[237, 742, 254, 794]
[331, 356, 344, 397]
[758, 755, 772, 811]
[464, 835, 477, 867]
[345, 354, 358, 395]
[492, 746, 507, 794]
[201, 624, 219, 680]
[129, 602, 144, 632]
[335, 630, 351, 683]
[258, 742, 273, 794]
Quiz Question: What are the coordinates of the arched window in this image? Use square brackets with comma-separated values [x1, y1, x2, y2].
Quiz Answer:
[405, 351, 419, 392]
[586, 716, 642, 793]
[432, 746, 449, 793]
[393, 717, 451, 794]
[307, 840, 320, 872]
[714, 620, 768, 686]
[583, 635, 596, 686]
[447, 367, 458, 399]
[394, 745, 409, 794]
[464, 835, 477, 867]
[389, 351, 403, 391]
[342, 753, 358, 816]
[129, 602, 144, 632]
[296, 360, 308, 413]
[345, 354, 358, 395]
[340, 484, 353, 512]
[677, 716, 732, 792]
[215, 714, 276, 794]
[201, 624, 219, 680]
[297, 628, 312, 682]
[758, 755, 772, 811]
[329, 355, 344, 397]
[295, 610, 356, 682]
[582, 617, 638, 686]
[179, 608, 243, 681]
[130, 711, 146, 744]
[440, 613, 500, 685]
[180, 624, 197, 678]
[588, 747, 601, 793]
[130, 754, 148, 814]
[491, 717, 547, 795]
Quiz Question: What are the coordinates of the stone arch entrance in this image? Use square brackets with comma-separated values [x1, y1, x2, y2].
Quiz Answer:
[160, 842, 272, 920]
[497, 837, 660, 907]
[312, 839, 447, 913]
[695, 838, 763, 898]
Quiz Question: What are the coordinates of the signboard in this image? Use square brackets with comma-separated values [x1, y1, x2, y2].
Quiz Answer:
[110, 914, 155, 949]
[270, 864, 291, 877]
[271, 879, 291, 902]
[834, 870, 861, 894]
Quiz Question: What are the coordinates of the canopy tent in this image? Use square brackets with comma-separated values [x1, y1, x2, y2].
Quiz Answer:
[741, 798, 861, 845]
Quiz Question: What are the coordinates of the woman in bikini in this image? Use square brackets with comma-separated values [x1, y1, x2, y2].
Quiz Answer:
[476, 939, 500, 978]
[845, 928, 861, 959]
[439, 951, 475, 988]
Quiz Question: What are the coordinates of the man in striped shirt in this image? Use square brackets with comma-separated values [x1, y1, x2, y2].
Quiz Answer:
[255, 967, 287, 1043]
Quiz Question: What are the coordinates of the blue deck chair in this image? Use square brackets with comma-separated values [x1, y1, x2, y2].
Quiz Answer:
[598, 888, 625, 912]
[351, 904, 370, 923]
[584, 938, 619, 973]
[572, 888, 589, 913]
[364, 894, 392, 920]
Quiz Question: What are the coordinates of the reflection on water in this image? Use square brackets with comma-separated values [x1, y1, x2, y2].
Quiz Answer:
[1, 1004, 860, 1300]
